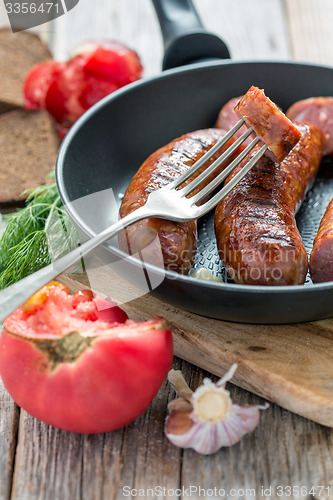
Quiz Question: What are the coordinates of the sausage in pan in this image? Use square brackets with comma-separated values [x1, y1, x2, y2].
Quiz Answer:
[309, 198, 333, 283]
[214, 122, 326, 286]
[215, 96, 246, 137]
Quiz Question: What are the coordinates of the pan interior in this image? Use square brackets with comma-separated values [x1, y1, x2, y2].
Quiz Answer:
[57, 60, 333, 293]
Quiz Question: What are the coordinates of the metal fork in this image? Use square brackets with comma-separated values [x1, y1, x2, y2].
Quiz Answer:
[0, 119, 267, 321]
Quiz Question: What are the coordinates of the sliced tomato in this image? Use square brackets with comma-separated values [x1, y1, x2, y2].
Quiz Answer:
[44, 55, 87, 125]
[83, 43, 143, 85]
[24, 60, 63, 110]
[44, 55, 119, 131]
[78, 74, 119, 110]
[23, 40, 143, 138]
[0, 282, 173, 433]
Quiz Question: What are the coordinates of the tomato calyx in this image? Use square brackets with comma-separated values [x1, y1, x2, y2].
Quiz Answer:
[35, 331, 92, 367]
[2, 326, 93, 369]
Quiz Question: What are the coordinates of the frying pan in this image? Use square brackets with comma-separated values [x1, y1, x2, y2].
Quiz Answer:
[56, 0, 333, 324]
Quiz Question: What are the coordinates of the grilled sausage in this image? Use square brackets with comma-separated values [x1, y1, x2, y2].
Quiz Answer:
[216, 96, 243, 133]
[119, 129, 235, 274]
[286, 97, 333, 156]
[235, 86, 301, 163]
[309, 199, 333, 283]
[214, 122, 326, 286]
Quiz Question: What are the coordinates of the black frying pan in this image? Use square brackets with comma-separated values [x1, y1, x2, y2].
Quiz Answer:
[56, 0, 333, 324]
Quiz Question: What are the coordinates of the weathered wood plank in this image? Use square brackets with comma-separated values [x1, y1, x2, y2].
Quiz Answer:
[0, 379, 19, 500]
[9, 363, 182, 500]
[195, 0, 291, 60]
[11, 412, 84, 500]
[52, 0, 290, 74]
[285, 0, 333, 66]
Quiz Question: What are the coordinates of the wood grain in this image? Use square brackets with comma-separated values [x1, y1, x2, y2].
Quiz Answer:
[285, 0, 333, 66]
[0, 380, 19, 500]
[6, 361, 333, 500]
[9, 364, 181, 500]
[52, 0, 291, 74]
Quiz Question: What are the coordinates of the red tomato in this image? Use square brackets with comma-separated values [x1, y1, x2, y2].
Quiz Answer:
[0, 282, 173, 434]
[23, 40, 143, 138]
[83, 41, 143, 85]
[93, 295, 129, 323]
[24, 60, 63, 110]
[78, 75, 119, 110]
[44, 55, 87, 125]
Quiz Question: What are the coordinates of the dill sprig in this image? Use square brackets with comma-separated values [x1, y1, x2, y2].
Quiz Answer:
[0, 182, 79, 289]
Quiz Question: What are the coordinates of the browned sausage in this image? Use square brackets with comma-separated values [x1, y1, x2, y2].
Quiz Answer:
[214, 122, 326, 286]
[286, 97, 333, 156]
[216, 97, 243, 131]
[235, 86, 301, 163]
[119, 129, 236, 274]
[309, 199, 333, 283]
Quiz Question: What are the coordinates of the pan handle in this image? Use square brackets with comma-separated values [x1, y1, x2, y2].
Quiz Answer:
[152, 0, 230, 70]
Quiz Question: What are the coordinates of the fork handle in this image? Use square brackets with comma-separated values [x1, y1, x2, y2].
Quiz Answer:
[152, 0, 230, 70]
[0, 206, 148, 322]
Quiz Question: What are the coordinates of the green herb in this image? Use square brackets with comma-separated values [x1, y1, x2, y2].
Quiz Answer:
[0, 182, 78, 289]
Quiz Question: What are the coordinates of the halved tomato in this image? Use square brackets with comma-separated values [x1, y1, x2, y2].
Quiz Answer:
[0, 282, 173, 433]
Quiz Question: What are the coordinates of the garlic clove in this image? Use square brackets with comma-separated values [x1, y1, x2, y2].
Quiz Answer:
[191, 384, 233, 424]
[214, 404, 262, 447]
[165, 409, 193, 435]
[165, 364, 269, 455]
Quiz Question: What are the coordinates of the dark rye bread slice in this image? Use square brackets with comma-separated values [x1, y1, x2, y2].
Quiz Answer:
[0, 28, 52, 114]
[0, 109, 59, 204]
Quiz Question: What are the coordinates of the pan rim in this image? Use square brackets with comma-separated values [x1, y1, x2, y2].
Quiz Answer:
[56, 58, 333, 296]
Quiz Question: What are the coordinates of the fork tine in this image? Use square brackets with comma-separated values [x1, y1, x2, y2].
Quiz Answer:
[194, 143, 268, 215]
[180, 126, 253, 198]
[189, 136, 261, 206]
[169, 118, 246, 190]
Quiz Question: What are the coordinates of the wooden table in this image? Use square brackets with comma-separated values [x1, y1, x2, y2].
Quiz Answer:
[1, 1, 333, 499]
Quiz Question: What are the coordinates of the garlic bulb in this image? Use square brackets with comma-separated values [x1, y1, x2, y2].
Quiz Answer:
[165, 364, 268, 455]
[190, 268, 223, 283]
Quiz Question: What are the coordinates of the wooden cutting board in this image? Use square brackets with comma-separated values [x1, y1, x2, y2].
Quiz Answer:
[60, 268, 333, 428]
